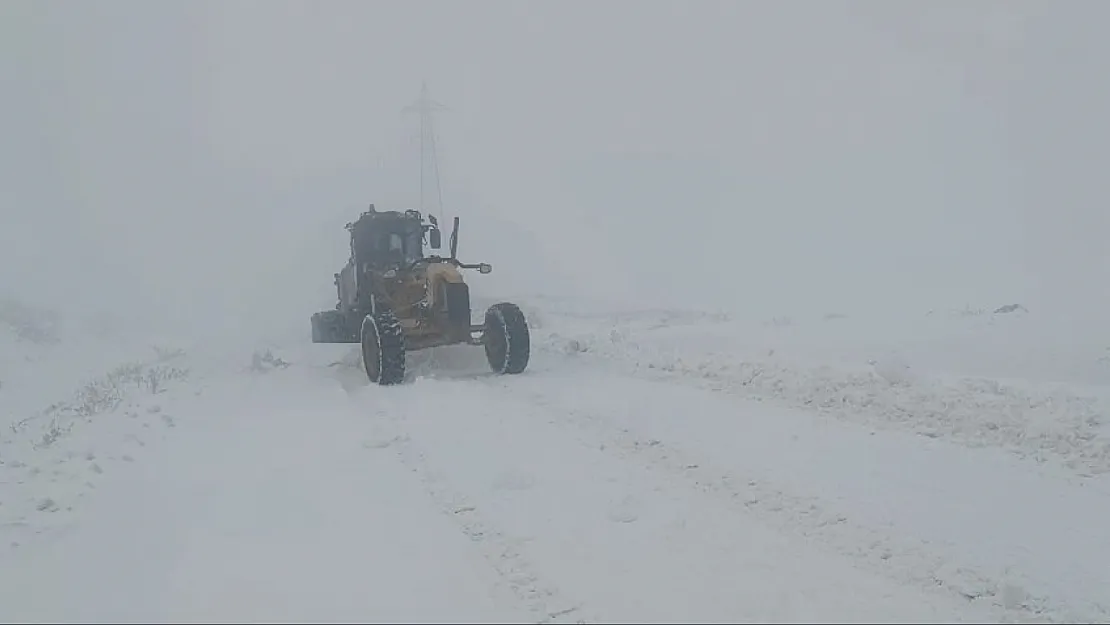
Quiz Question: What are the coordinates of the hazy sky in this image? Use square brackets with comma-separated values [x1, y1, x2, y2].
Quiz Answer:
[3, 1, 1108, 336]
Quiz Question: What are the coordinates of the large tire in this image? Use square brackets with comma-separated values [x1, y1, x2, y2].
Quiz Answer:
[361, 310, 406, 385]
[483, 302, 530, 375]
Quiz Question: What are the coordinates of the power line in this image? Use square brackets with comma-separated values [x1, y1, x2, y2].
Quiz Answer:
[401, 82, 448, 218]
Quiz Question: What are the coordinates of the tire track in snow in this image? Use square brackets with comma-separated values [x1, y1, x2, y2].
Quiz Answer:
[329, 363, 1008, 622]
[479, 371, 1101, 624]
[334, 374, 588, 624]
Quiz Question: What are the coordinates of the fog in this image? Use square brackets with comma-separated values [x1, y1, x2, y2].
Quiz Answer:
[4, 1, 1109, 340]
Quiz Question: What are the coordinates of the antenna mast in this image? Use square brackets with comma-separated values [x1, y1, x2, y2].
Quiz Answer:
[401, 82, 448, 217]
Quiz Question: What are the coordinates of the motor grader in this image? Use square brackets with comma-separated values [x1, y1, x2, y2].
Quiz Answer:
[311, 204, 530, 385]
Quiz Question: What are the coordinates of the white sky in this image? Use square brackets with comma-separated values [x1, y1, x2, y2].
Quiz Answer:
[3, 1, 1108, 336]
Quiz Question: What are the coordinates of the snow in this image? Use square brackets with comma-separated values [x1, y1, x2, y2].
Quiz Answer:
[533, 301, 1110, 479]
[2, 372, 528, 623]
[2, 297, 1110, 622]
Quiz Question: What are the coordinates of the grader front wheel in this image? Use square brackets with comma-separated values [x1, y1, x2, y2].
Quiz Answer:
[483, 302, 530, 375]
[361, 310, 406, 385]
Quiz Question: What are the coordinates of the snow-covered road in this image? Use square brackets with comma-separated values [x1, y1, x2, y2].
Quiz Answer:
[2, 303, 1109, 622]
[2, 370, 532, 622]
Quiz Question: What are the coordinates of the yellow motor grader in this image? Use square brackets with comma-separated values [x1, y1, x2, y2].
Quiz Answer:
[311, 205, 530, 385]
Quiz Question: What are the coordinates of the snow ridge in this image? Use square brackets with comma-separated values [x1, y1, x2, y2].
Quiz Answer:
[535, 310, 1110, 479]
